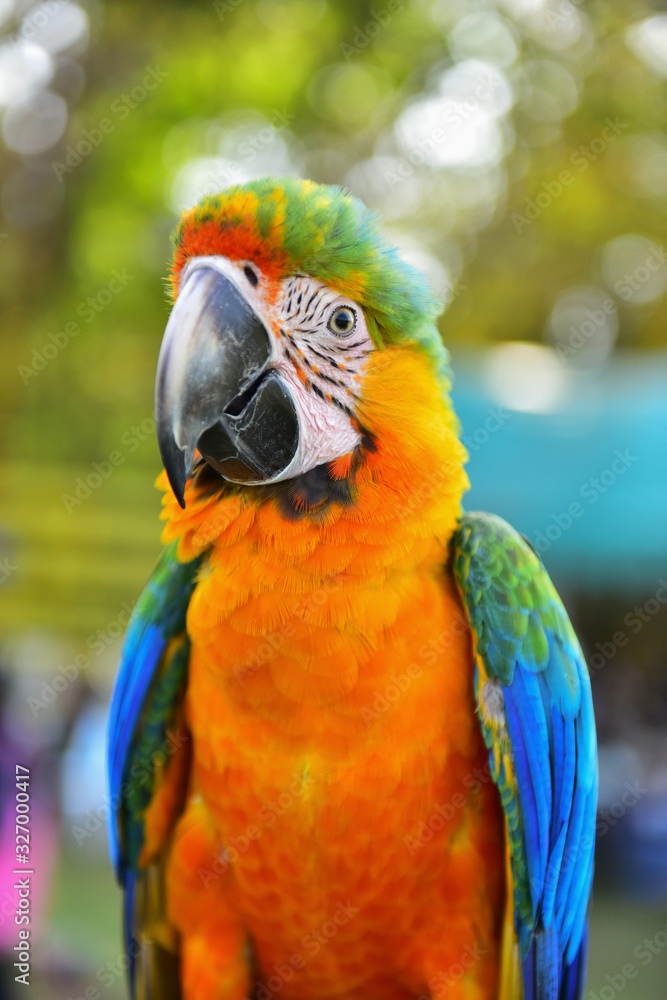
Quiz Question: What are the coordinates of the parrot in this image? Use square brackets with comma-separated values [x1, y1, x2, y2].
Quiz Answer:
[106, 177, 598, 1000]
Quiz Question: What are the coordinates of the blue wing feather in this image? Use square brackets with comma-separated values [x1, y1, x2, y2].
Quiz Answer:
[106, 542, 203, 999]
[106, 542, 203, 881]
[107, 623, 165, 877]
[453, 512, 598, 1000]
[535, 924, 559, 1000]
[561, 925, 588, 1000]
[503, 681, 548, 916]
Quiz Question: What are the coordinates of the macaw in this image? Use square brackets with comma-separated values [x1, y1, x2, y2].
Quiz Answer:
[106, 177, 598, 1000]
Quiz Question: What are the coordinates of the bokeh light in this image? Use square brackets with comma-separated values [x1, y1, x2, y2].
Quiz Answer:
[484, 340, 567, 411]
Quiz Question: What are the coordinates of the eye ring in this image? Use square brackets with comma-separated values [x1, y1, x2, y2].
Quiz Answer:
[328, 305, 357, 337]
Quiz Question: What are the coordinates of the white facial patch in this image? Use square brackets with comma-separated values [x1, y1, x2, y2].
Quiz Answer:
[271, 274, 374, 479]
[181, 256, 374, 483]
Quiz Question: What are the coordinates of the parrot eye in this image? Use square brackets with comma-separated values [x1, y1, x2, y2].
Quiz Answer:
[328, 305, 357, 337]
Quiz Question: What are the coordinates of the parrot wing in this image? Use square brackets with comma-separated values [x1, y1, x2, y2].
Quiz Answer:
[106, 541, 204, 1000]
[452, 512, 598, 1000]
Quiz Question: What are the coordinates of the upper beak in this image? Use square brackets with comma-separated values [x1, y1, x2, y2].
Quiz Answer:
[155, 265, 299, 507]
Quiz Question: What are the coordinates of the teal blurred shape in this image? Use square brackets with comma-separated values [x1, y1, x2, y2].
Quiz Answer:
[451, 350, 667, 591]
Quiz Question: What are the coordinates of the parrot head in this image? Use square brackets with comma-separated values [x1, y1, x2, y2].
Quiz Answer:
[156, 176, 455, 509]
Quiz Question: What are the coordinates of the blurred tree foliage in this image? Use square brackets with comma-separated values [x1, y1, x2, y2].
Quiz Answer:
[0, 0, 666, 642]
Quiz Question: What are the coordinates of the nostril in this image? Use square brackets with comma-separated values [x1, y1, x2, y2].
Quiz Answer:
[243, 265, 259, 288]
[223, 369, 272, 417]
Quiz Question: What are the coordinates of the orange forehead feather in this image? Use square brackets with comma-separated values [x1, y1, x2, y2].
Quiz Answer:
[169, 189, 289, 299]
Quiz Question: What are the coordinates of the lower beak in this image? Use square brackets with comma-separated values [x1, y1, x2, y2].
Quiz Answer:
[155, 265, 299, 507]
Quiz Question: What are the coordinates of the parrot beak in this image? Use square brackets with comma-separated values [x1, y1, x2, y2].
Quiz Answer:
[155, 264, 299, 507]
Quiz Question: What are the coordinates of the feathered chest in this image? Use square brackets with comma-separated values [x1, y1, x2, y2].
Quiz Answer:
[181, 492, 478, 779]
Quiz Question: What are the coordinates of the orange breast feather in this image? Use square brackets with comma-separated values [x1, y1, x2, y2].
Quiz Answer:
[159, 347, 504, 1000]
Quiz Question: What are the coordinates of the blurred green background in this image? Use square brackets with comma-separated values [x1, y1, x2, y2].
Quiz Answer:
[1, 0, 667, 996]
